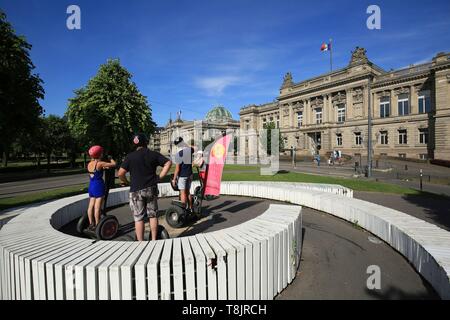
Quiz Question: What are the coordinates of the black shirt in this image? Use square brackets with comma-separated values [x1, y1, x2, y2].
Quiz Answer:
[175, 147, 194, 177]
[121, 148, 170, 192]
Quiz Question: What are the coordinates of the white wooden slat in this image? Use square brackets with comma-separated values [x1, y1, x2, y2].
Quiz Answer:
[14, 235, 67, 300]
[238, 225, 270, 300]
[45, 241, 94, 300]
[65, 242, 112, 300]
[224, 229, 254, 300]
[160, 239, 173, 300]
[120, 242, 149, 300]
[188, 236, 207, 300]
[76, 242, 126, 300]
[195, 234, 217, 300]
[231, 228, 262, 300]
[210, 232, 237, 300]
[29, 237, 77, 300]
[253, 219, 287, 293]
[39, 240, 91, 300]
[203, 233, 227, 300]
[181, 237, 196, 300]
[172, 238, 184, 300]
[97, 242, 135, 300]
[147, 240, 165, 300]
[109, 242, 142, 300]
[134, 241, 157, 300]
[257, 211, 297, 283]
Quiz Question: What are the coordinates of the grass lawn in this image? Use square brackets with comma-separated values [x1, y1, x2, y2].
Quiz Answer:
[0, 184, 89, 211]
[0, 169, 425, 212]
[222, 171, 421, 195]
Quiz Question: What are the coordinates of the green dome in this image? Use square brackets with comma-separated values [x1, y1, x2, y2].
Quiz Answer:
[205, 105, 233, 123]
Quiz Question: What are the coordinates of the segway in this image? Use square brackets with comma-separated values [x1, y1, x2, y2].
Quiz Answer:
[76, 165, 119, 240]
[165, 167, 206, 228]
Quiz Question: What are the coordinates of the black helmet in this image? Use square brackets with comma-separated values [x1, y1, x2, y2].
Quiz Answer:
[133, 133, 149, 147]
[173, 137, 184, 146]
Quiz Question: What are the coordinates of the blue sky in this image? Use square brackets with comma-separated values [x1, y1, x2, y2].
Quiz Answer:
[2, 0, 450, 126]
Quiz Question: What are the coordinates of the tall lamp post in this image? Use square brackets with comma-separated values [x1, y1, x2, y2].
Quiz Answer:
[367, 75, 373, 178]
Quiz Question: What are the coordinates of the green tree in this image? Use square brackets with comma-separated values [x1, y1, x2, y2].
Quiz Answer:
[0, 10, 44, 167]
[261, 122, 284, 156]
[66, 59, 155, 160]
[41, 115, 74, 172]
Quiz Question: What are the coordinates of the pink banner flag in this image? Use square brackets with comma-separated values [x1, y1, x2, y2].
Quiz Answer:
[204, 134, 232, 197]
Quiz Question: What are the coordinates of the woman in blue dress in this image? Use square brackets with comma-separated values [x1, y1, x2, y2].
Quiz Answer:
[87, 145, 116, 230]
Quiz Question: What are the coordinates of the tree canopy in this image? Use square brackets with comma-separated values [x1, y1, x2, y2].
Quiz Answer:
[0, 10, 44, 166]
[66, 59, 156, 158]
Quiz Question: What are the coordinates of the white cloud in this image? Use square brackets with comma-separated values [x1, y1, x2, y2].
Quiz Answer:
[195, 76, 242, 96]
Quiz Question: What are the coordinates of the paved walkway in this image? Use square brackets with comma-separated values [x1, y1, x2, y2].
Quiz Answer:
[60, 195, 438, 300]
[355, 191, 450, 232]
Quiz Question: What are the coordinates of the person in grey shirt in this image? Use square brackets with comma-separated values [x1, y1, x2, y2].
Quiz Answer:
[172, 137, 196, 212]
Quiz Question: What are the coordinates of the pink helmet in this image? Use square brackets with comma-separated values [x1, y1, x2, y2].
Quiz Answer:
[88, 145, 104, 159]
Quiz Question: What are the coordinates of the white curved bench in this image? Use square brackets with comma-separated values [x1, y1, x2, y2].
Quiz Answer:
[0, 182, 304, 300]
[1, 181, 449, 300]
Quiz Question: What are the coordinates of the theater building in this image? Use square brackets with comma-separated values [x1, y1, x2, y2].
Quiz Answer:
[158, 105, 240, 156]
[239, 48, 450, 160]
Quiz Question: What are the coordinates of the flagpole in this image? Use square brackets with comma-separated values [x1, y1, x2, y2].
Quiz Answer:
[330, 38, 333, 72]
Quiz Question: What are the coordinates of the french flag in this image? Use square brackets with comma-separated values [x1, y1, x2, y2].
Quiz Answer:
[321, 42, 331, 51]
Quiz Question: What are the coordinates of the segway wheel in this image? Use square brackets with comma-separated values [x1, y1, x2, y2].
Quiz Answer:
[96, 216, 119, 240]
[150, 225, 170, 240]
[76, 213, 90, 234]
[165, 206, 185, 228]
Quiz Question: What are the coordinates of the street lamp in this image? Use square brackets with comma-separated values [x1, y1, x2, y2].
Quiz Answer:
[367, 75, 373, 178]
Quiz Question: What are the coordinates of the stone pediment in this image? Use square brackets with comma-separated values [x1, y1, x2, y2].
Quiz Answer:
[394, 87, 410, 96]
[332, 92, 346, 105]
[311, 97, 324, 108]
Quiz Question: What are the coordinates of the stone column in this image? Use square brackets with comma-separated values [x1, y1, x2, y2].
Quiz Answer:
[410, 85, 417, 115]
[346, 89, 352, 120]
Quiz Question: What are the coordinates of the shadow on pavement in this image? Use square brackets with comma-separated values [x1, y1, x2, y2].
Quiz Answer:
[365, 283, 439, 300]
[401, 193, 450, 231]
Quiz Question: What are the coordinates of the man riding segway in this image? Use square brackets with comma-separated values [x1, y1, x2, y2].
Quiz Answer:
[118, 133, 172, 241]
[171, 137, 195, 214]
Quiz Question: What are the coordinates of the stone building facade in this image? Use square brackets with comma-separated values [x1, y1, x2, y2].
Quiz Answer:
[239, 48, 450, 161]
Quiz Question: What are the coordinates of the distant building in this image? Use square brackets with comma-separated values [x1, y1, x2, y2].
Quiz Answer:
[149, 127, 163, 152]
[158, 105, 240, 156]
[239, 48, 450, 161]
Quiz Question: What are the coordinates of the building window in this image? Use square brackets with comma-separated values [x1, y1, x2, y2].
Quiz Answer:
[380, 97, 390, 118]
[337, 104, 346, 123]
[336, 133, 343, 146]
[419, 128, 429, 144]
[380, 131, 389, 145]
[418, 91, 431, 114]
[398, 94, 409, 116]
[398, 129, 408, 145]
[297, 112, 303, 127]
[355, 132, 362, 146]
[315, 108, 323, 124]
